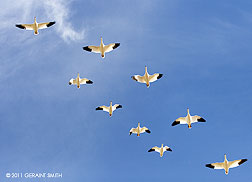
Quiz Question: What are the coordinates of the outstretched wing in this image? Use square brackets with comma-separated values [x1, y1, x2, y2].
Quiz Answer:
[148, 146, 160, 153]
[83, 46, 101, 53]
[206, 162, 224, 169]
[69, 78, 77, 85]
[96, 106, 109, 112]
[164, 146, 172, 152]
[79, 78, 93, 85]
[132, 75, 146, 83]
[140, 127, 151, 134]
[129, 128, 137, 135]
[172, 117, 187, 126]
[38, 21, 56, 29]
[112, 104, 122, 111]
[229, 159, 247, 169]
[191, 115, 206, 123]
[16, 24, 34, 30]
[149, 73, 163, 83]
[104, 43, 120, 53]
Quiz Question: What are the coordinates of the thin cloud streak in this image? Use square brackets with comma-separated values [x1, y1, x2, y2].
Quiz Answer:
[44, 0, 85, 42]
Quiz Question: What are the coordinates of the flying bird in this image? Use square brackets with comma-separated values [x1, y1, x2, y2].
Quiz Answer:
[16, 17, 55, 35]
[132, 66, 163, 87]
[129, 123, 151, 136]
[82, 37, 120, 58]
[148, 144, 172, 157]
[96, 101, 122, 116]
[69, 73, 93, 88]
[205, 154, 247, 175]
[172, 108, 206, 128]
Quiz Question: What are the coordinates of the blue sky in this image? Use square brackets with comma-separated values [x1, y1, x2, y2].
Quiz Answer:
[0, 0, 252, 181]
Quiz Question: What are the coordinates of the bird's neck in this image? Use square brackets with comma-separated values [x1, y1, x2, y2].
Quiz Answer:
[187, 108, 190, 116]
[100, 38, 104, 47]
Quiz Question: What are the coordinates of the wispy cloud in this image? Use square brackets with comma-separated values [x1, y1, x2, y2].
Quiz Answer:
[44, 0, 84, 42]
[0, 0, 84, 42]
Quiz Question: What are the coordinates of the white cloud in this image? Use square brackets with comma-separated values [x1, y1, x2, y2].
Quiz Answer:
[44, 0, 84, 42]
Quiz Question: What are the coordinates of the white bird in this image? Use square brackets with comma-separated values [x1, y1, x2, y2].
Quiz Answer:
[69, 73, 93, 88]
[172, 108, 206, 128]
[129, 123, 151, 136]
[96, 101, 122, 117]
[132, 66, 163, 87]
[206, 154, 247, 175]
[148, 144, 172, 157]
[16, 17, 55, 35]
[83, 37, 120, 58]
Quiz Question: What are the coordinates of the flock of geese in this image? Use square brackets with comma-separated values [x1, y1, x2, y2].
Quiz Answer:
[15, 17, 248, 175]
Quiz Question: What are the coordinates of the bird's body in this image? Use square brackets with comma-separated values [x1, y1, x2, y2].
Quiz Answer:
[206, 154, 247, 175]
[16, 17, 55, 35]
[172, 108, 206, 128]
[148, 144, 172, 157]
[96, 101, 122, 116]
[83, 37, 120, 58]
[129, 123, 151, 136]
[69, 73, 93, 88]
[132, 66, 163, 87]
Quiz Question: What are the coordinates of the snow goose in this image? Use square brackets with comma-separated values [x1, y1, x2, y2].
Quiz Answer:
[132, 66, 163, 87]
[148, 144, 172, 157]
[129, 123, 151, 136]
[96, 101, 122, 116]
[82, 37, 120, 58]
[69, 73, 93, 88]
[206, 154, 247, 175]
[16, 17, 55, 35]
[172, 108, 206, 128]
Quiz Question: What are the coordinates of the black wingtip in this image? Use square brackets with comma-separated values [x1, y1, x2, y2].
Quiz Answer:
[157, 74, 163, 79]
[83, 46, 92, 52]
[172, 121, 180, 126]
[47, 21, 56, 27]
[206, 164, 215, 169]
[239, 159, 248, 165]
[96, 107, 103, 110]
[86, 80, 93, 84]
[148, 149, 155, 152]
[69, 82, 72, 85]
[116, 105, 122, 109]
[145, 130, 151, 133]
[113, 43, 120, 49]
[198, 117, 206, 122]
[129, 132, 132, 135]
[167, 148, 172, 152]
[16, 24, 25, 29]
[132, 76, 138, 81]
